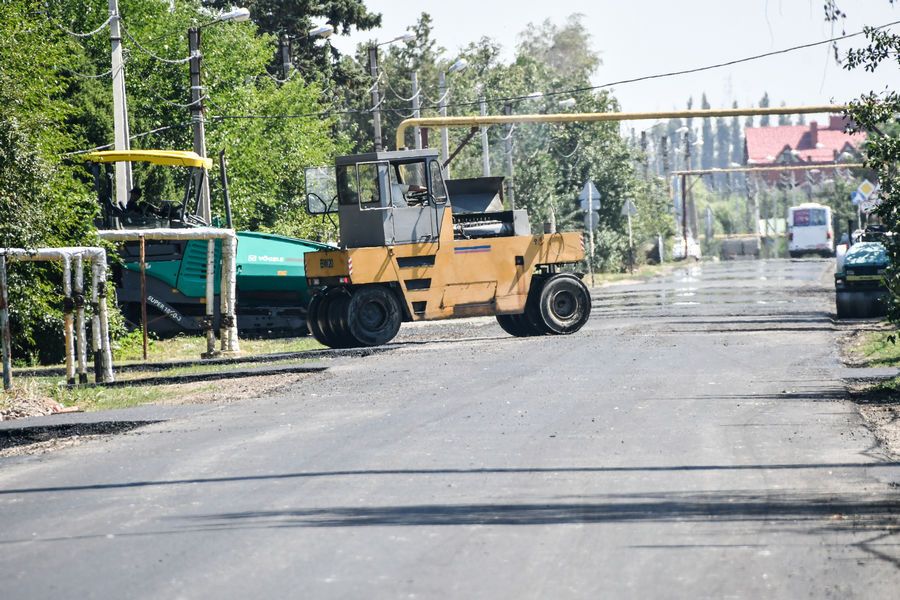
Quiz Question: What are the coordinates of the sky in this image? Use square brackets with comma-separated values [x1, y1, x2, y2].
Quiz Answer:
[329, 0, 900, 119]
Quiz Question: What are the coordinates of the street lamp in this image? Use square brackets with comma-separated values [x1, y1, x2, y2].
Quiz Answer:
[368, 29, 417, 151]
[277, 25, 333, 79]
[188, 6, 250, 224]
[439, 57, 468, 176]
[308, 24, 334, 38]
[557, 97, 577, 109]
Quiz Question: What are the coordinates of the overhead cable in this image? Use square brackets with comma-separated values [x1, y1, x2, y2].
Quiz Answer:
[48, 13, 113, 38]
[121, 24, 193, 65]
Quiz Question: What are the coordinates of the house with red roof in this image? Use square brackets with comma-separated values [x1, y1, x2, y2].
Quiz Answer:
[744, 115, 866, 185]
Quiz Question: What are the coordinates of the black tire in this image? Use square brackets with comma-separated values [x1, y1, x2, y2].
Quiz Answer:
[836, 291, 864, 319]
[523, 276, 551, 335]
[324, 290, 357, 348]
[537, 274, 592, 334]
[347, 285, 402, 346]
[496, 313, 540, 337]
[307, 292, 332, 346]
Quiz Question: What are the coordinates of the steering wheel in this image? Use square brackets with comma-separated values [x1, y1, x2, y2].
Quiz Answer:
[406, 185, 430, 205]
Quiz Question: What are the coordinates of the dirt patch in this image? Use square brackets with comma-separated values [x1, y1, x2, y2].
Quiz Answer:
[1, 382, 72, 421]
[0, 421, 155, 457]
[858, 402, 900, 457]
[840, 329, 900, 458]
[158, 372, 312, 405]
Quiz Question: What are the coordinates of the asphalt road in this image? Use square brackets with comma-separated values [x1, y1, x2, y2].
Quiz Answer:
[2, 259, 899, 598]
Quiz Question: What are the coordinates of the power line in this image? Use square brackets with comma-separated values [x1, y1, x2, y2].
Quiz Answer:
[47, 13, 113, 38]
[387, 18, 900, 113]
[221, 19, 899, 122]
[63, 121, 195, 157]
[64, 14, 899, 152]
[120, 23, 192, 65]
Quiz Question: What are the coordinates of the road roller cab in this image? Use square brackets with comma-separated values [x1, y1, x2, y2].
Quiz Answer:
[303, 149, 591, 348]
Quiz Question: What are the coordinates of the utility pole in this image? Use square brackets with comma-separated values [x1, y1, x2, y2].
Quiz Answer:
[480, 95, 490, 176]
[439, 71, 450, 176]
[0, 255, 11, 391]
[188, 26, 212, 224]
[279, 35, 292, 80]
[504, 103, 515, 209]
[368, 46, 383, 151]
[411, 71, 422, 149]
[640, 130, 648, 179]
[108, 0, 132, 208]
[682, 132, 691, 257]
[660, 135, 670, 177]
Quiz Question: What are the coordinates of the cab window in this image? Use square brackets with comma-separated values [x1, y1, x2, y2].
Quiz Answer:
[429, 160, 448, 204]
[337, 162, 392, 209]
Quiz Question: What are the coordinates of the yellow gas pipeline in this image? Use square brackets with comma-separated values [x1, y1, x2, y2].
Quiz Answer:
[394, 104, 846, 150]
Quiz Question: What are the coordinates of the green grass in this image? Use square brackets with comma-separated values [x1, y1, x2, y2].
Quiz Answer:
[3, 334, 324, 416]
[850, 329, 900, 368]
[1, 376, 170, 413]
[114, 334, 323, 363]
[50, 381, 171, 411]
[113, 357, 313, 381]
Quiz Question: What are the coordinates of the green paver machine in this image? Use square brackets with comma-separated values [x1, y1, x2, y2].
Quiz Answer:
[87, 150, 332, 337]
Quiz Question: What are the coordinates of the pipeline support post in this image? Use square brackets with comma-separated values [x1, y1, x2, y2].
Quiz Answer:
[0, 247, 114, 388]
[73, 254, 88, 384]
[219, 234, 239, 354]
[204, 238, 217, 358]
[139, 235, 148, 360]
[98, 228, 239, 358]
[0, 256, 11, 391]
[61, 255, 75, 386]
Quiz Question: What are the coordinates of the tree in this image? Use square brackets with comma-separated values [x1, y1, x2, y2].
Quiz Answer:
[826, 1, 900, 325]
[777, 102, 791, 125]
[700, 93, 714, 172]
[201, 0, 381, 83]
[759, 92, 771, 126]
[0, 0, 351, 362]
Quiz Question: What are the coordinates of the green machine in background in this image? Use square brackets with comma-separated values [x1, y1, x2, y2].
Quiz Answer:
[87, 150, 333, 337]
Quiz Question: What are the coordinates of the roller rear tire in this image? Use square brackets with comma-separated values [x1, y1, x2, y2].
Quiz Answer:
[537, 274, 592, 334]
[496, 313, 541, 337]
[324, 290, 357, 348]
[347, 285, 402, 346]
[307, 292, 333, 346]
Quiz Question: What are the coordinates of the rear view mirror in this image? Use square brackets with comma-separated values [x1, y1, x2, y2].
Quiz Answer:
[305, 166, 337, 215]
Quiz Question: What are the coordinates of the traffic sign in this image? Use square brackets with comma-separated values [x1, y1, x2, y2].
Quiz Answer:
[578, 180, 601, 212]
[584, 210, 600, 230]
[858, 179, 876, 198]
[861, 191, 882, 214]
[621, 199, 638, 217]
[850, 190, 865, 206]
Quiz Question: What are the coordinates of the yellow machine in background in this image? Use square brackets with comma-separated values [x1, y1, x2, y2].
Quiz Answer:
[304, 148, 590, 347]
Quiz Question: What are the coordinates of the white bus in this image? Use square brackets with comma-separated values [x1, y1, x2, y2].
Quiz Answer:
[788, 203, 834, 258]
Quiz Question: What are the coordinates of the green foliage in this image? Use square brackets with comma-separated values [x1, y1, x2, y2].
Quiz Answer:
[828, 1, 900, 325]
[202, 0, 381, 83]
[0, 0, 350, 363]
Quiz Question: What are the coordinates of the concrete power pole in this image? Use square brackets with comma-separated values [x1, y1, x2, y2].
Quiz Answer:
[480, 96, 490, 176]
[439, 71, 450, 176]
[188, 27, 212, 224]
[368, 46, 383, 152]
[279, 36, 292, 80]
[108, 0, 132, 208]
[504, 103, 515, 209]
[411, 71, 422, 149]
